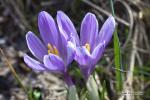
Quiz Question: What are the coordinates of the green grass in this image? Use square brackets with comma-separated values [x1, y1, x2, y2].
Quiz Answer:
[109, 0, 123, 92]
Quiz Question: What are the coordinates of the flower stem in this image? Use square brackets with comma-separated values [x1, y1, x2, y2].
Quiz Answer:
[86, 76, 100, 100]
[68, 85, 79, 100]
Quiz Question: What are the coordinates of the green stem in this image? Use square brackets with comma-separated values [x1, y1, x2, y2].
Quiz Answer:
[86, 76, 100, 100]
[68, 85, 79, 100]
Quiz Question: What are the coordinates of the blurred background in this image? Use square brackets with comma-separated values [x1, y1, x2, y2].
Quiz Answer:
[0, 0, 150, 100]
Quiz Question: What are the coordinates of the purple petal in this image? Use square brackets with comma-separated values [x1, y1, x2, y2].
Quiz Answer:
[97, 16, 115, 46]
[58, 34, 75, 66]
[80, 13, 98, 51]
[43, 54, 65, 73]
[24, 55, 45, 71]
[57, 11, 80, 46]
[75, 46, 92, 66]
[38, 11, 58, 47]
[66, 41, 76, 66]
[79, 65, 93, 80]
[63, 72, 74, 87]
[67, 33, 76, 46]
[26, 31, 47, 61]
[57, 33, 68, 62]
[92, 42, 105, 64]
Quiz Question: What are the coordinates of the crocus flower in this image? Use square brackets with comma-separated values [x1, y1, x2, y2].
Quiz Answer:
[57, 12, 115, 80]
[24, 11, 75, 86]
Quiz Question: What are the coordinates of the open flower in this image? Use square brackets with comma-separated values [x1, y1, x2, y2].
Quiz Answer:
[57, 12, 115, 80]
[24, 11, 75, 86]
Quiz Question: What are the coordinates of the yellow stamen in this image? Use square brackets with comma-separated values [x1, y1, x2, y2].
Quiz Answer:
[53, 46, 59, 56]
[48, 50, 51, 54]
[47, 44, 53, 51]
[47, 43, 59, 56]
[47, 43, 54, 54]
[85, 43, 90, 52]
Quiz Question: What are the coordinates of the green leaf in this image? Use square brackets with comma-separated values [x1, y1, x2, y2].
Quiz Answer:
[101, 81, 106, 100]
[109, 0, 123, 92]
[28, 89, 33, 100]
[33, 89, 41, 100]
[28, 87, 42, 100]
[114, 30, 123, 92]
[86, 76, 100, 100]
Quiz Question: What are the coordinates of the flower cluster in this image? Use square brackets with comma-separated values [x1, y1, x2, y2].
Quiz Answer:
[24, 11, 115, 86]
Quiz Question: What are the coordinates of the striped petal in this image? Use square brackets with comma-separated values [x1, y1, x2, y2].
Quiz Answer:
[92, 42, 105, 64]
[26, 31, 47, 61]
[80, 13, 98, 52]
[57, 11, 79, 46]
[24, 55, 45, 71]
[66, 41, 76, 66]
[38, 11, 58, 47]
[44, 54, 65, 73]
[75, 46, 92, 66]
[97, 16, 115, 46]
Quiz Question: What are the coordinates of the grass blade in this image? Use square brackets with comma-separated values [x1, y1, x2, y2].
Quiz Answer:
[109, 0, 123, 92]
[0, 48, 27, 93]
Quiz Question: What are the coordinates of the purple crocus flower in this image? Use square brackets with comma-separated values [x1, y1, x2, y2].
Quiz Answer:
[57, 12, 115, 80]
[24, 11, 75, 86]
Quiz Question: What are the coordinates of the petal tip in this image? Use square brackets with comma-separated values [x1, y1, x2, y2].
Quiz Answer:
[24, 55, 45, 71]
[26, 31, 33, 35]
[109, 16, 116, 27]
[26, 31, 33, 40]
[38, 11, 52, 20]
[26, 31, 36, 41]
[56, 10, 67, 19]
[23, 54, 28, 61]
[43, 55, 48, 64]
[39, 11, 47, 16]
[85, 12, 96, 18]
[57, 10, 64, 15]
